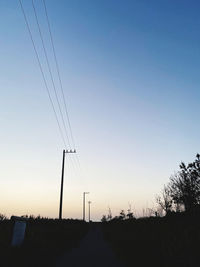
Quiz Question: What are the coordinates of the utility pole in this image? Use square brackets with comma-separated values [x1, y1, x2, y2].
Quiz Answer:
[88, 201, 91, 222]
[59, 149, 76, 220]
[83, 192, 89, 221]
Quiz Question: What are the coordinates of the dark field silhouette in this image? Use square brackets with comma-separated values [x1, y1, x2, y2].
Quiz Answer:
[102, 212, 200, 267]
[1, 213, 200, 267]
[0, 218, 89, 267]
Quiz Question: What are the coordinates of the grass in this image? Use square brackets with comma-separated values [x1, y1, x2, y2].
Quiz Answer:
[0, 218, 89, 267]
[102, 212, 200, 267]
[2, 213, 199, 267]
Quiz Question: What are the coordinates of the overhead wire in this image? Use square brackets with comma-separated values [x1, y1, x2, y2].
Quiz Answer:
[42, 0, 83, 173]
[31, 0, 79, 173]
[42, 0, 89, 190]
[19, 0, 67, 148]
[31, 0, 72, 150]
[19, 0, 88, 191]
[43, 0, 76, 150]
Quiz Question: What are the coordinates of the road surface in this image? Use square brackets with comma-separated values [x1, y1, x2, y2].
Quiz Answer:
[56, 226, 124, 267]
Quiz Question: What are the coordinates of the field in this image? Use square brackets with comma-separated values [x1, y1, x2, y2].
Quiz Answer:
[1, 213, 200, 267]
[0, 218, 89, 267]
[102, 213, 200, 267]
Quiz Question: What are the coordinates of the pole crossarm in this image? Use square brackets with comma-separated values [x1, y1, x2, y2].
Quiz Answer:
[66, 149, 76, 153]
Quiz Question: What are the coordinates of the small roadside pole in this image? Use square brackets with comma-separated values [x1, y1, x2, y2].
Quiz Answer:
[83, 192, 89, 221]
[11, 216, 28, 247]
[88, 201, 92, 222]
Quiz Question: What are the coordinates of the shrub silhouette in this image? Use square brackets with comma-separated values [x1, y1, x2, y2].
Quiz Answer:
[169, 154, 200, 212]
[156, 185, 173, 215]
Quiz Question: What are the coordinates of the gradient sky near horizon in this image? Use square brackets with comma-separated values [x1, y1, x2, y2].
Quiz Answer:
[1, 0, 200, 221]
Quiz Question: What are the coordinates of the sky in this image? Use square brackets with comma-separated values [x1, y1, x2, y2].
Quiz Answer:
[0, 0, 200, 221]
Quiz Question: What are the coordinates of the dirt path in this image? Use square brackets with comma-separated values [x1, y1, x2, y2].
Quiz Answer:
[56, 226, 124, 267]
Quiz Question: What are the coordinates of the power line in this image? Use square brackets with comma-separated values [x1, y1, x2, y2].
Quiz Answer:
[32, 0, 81, 174]
[19, 0, 67, 148]
[42, 1, 90, 212]
[42, 0, 76, 150]
[42, 0, 84, 172]
[42, 1, 90, 194]
[19, 0, 85, 189]
[31, 0, 72, 149]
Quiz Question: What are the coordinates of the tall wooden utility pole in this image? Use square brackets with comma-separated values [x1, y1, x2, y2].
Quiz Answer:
[59, 149, 76, 220]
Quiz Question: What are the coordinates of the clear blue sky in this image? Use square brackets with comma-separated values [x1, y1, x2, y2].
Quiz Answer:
[0, 0, 200, 220]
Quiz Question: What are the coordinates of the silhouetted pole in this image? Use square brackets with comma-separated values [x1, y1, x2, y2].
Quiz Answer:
[59, 149, 76, 220]
[88, 201, 91, 222]
[59, 150, 65, 220]
[83, 192, 89, 221]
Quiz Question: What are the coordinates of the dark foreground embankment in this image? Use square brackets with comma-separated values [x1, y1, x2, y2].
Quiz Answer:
[1, 213, 199, 267]
[102, 212, 200, 267]
[0, 218, 89, 267]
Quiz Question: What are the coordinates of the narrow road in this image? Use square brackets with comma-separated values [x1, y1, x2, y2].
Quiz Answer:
[56, 226, 124, 267]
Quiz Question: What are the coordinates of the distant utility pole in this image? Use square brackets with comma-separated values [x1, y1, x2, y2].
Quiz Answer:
[59, 149, 76, 220]
[83, 192, 89, 221]
[88, 201, 92, 222]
